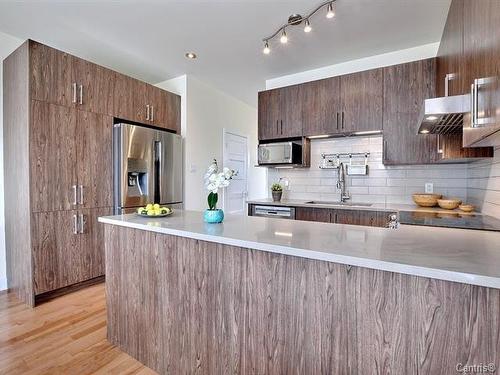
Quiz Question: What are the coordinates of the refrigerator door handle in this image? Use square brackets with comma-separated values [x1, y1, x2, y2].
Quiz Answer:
[154, 140, 162, 204]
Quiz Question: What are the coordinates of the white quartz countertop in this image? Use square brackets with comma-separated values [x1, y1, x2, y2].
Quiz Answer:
[99, 210, 500, 289]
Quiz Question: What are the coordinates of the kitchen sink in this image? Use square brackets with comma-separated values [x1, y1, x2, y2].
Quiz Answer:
[305, 201, 373, 207]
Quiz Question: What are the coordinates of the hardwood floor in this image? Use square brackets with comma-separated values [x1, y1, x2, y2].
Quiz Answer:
[0, 283, 156, 375]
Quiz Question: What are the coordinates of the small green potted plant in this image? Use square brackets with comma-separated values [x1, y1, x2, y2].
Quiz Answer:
[203, 159, 237, 223]
[271, 183, 283, 202]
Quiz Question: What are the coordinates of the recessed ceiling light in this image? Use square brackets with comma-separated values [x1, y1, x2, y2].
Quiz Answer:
[185, 52, 197, 59]
[420, 129, 430, 134]
[426, 115, 438, 121]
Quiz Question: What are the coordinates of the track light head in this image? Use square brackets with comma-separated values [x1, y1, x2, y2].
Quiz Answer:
[280, 29, 288, 44]
[304, 19, 312, 33]
[326, 2, 335, 18]
[263, 41, 271, 55]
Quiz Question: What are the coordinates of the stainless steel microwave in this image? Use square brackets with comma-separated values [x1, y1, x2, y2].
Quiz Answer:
[258, 141, 302, 165]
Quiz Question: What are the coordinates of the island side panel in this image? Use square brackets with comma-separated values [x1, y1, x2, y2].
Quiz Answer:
[104, 225, 500, 374]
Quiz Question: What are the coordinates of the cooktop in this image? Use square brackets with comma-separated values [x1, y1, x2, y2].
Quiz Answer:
[399, 210, 500, 232]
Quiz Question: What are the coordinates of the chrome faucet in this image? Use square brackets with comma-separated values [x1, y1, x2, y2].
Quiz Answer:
[337, 162, 351, 203]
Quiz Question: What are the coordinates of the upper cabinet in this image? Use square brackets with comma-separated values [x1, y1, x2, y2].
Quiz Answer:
[301, 77, 340, 136]
[260, 68, 383, 140]
[383, 59, 438, 165]
[30, 40, 180, 133]
[258, 86, 302, 140]
[340, 68, 383, 133]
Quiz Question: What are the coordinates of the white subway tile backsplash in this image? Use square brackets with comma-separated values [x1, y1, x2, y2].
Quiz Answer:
[268, 135, 473, 208]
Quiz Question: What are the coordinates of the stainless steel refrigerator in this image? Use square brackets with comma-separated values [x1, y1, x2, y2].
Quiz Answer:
[113, 123, 183, 214]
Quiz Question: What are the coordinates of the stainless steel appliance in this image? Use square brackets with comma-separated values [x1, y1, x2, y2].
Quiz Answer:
[113, 123, 182, 214]
[258, 141, 302, 166]
[251, 205, 295, 219]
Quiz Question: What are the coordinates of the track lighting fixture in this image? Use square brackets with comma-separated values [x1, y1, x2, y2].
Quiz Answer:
[304, 19, 312, 33]
[326, 2, 335, 18]
[261, 0, 337, 55]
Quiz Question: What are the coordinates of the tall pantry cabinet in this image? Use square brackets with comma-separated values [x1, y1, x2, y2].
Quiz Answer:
[4, 40, 181, 306]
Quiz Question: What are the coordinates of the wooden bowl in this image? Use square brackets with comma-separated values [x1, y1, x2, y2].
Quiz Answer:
[412, 193, 442, 207]
[459, 204, 475, 213]
[437, 198, 462, 210]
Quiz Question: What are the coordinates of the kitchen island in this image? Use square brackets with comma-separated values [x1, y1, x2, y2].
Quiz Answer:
[99, 210, 500, 374]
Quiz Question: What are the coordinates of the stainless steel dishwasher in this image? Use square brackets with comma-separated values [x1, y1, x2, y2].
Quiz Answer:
[251, 205, 296, 220]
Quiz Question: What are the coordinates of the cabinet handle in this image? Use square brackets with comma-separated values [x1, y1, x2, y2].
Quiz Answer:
[444, 73, 456, 97]
[470, 83, 476, 128]
[79, 185, 84, 205]
[336, 112, 339, 130]
[73, 214, 78, 235]
[72, 83, 77, 104]
[151, 105, 154, 122]
[146, 104, 150, 121]
[383, 139, 388, 162]
[341, 112, 345, 129]
[280, 120, 283, 134]
[79, 84, 83, 105]
[72, 185, 77, 205]
[79, 213, 85, 234]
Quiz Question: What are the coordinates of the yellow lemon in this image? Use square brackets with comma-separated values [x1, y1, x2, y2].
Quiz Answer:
[146, 204, 153, 210]
[153, 203, 160, 210]
[147, 210, 155, 216]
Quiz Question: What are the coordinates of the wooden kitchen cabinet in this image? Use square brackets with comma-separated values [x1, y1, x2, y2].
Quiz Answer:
[77, 111, 113, 209]
[30, 101, 78, 212]
[383, 59, 438, 165]
[436, 0, 465, 97]
[295, 207, 332, 223]
[294, 206, 393, 227]
[340, 69, 383, 133]
[302, 77, 341, 136]
[32, 210, 81, 294]
[30, 41, 74, 107]
[72, 57, 115, 115]
[149, 86, 182, 132]
[258, 87, 301, 140]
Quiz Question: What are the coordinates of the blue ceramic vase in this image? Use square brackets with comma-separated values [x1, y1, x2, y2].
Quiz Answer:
[204, 209, 224, 223]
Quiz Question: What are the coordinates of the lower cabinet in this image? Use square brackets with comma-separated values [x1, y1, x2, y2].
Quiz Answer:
[32, 207, 110, 295]
[295, 207, 395, 228]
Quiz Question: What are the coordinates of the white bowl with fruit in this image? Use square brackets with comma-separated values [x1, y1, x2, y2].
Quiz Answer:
[136, 204, 173, 218]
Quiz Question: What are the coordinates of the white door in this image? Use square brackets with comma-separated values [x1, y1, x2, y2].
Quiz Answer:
[223, 130, 248, 215]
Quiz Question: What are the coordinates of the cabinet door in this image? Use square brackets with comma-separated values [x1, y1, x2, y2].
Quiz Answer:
[114, 73, 149, 123]
[340, 69, 383, 133]
[258, 90, 281, 140]
[30, 101, 78, 212]
[150, 87, 181, 132]
[30, 41, 74, 107]
[332, 209, 361, 225]
[32, 210, 81, 294]
[295, 207, 331, 223]
[280, 85, 303, 138]
[80, 207, 111, 280]
[383, 60, 438, 165]
[302, 77, 341, 136]
[72, 57, 114, 115]
[77, 111, 113, 209]
[436, 0, 465, 97]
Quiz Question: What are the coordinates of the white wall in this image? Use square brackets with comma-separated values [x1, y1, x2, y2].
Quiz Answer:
[157, 75, 267, 211]
[266, 42, 440, 89]
[0, 32, 24, 290]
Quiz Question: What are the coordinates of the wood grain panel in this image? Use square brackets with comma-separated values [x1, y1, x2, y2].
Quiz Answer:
[302, 77, 341, 136]
[31, 210, 81, 294]
[30, 100, 77, 212]
[105, 225, 500, 374]
[77, 110, 113, 208]
[383, 59, 438, 165]
[341, 68, 383, 133]
[295, 207, 332, 223]
[30, 40, 74, 107]
[113, 72, 137, 122]
[280, 84, 303, 138]
[3, 41, 34, 307]
[72, 57, 115, 115]
[258, 89, 281, 140]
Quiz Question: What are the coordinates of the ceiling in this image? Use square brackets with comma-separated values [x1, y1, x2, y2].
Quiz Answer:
[0, 0, 451, 107]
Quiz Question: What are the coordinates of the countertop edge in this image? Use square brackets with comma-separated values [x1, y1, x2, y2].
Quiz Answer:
[98, 216, 500, 290]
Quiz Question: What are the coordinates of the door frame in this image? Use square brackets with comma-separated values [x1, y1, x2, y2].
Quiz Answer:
[222, 129, 248, 213]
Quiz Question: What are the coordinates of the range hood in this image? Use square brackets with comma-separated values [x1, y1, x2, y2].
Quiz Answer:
[417, 94, 470, 135]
